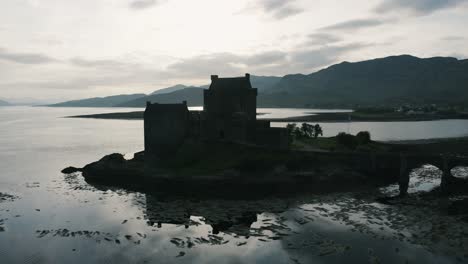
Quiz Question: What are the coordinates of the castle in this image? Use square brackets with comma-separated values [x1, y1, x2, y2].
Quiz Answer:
[144, 74, 289, 159]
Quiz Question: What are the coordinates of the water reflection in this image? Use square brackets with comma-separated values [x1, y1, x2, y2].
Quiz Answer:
[145, 195, 260, 236]
[2, 169, 465, 264]
[380, 165, 444, 196]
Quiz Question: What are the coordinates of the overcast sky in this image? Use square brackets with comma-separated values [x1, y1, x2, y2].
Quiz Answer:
[1, 0, 468, 103]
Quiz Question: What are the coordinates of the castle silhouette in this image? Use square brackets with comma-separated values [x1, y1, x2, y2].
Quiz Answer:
[144, 74, 289, 159]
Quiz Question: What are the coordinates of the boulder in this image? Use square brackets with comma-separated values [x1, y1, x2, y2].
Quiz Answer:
[61, 166, 82, 174]
[81, 153, 144, 181]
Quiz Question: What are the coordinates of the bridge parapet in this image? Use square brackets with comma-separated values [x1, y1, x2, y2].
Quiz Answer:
[305, 150, 468, 196]
[297, 151, 468, 195]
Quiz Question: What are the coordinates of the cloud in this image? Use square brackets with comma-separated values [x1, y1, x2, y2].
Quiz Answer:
[70, 57, 135, 69]
[0, 47, 57, 64]
[290, 43, 369, 70]
[270, 5, 303, 19]
[245, 50, 287, 65]
[319, 18, 387, 32]
[243, 0, 304, 20]
[0, 41, 367, 101]
[441, 36, 465, 41]
[165, 43, 367, 77]
[165, 51, 288, 78]
[305, 33, 342, 46]
[165, 53, 246, 78]
[129, 0, 159, 10]
[375, 0, 468, 15]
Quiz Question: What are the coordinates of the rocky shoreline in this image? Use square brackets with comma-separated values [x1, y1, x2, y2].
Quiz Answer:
[62, 150, 391, 196]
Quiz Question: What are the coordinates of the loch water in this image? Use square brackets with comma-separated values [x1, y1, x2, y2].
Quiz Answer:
[1, 106, 467, 263]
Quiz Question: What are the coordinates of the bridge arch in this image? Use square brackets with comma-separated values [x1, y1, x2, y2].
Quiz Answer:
[451, 166, 468, 179]
[398, 154, 455, 196]
[405, 164, 443, 193]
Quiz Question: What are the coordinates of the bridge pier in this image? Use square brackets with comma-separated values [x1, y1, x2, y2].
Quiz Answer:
[370, 153, 377, 175]
[399, 154, 409, 196]
[440, 156, 452, 193]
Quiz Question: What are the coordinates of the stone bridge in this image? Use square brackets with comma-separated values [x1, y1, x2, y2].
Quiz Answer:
[299, 150, 468, 196]
[396, 153, 468, 195]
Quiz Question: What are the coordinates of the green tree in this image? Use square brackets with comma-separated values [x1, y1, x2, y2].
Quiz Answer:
[293, 127, 304, 138]
[301, 123, 314, 138]
[286, 123, 297, 144]
[313, 124, 323, 138]
[286, 123, 297, 138]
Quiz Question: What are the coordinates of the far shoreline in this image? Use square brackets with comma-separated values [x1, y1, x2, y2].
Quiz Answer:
[66, 110, 468, 123]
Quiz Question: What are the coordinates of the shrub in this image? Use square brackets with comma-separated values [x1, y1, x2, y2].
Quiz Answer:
[336, 132, 356, 149]
[356, 131, 371, 145]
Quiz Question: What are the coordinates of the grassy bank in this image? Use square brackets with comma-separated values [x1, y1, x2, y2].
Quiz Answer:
[292, 135, 468, 155]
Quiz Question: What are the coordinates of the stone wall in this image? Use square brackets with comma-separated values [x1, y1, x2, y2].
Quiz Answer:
[254, 127, 290, 149]
[144, 103, 190, 159]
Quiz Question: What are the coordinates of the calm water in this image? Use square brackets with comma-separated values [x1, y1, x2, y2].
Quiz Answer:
[271, 120, 468, 141]
[213, 106, 468, 141]
[0, 106, 466, 263]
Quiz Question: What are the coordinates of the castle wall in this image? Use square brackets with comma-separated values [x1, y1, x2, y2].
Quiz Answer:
[204, 89, 257, 121]
[144, 104, 190, 159]
[202, 75, 258, 142]
[254, 127, 290, 149]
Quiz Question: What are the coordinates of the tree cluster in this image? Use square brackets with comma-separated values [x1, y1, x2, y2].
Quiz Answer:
[336, 131, 372, 149]
[286, 123, 323, 140]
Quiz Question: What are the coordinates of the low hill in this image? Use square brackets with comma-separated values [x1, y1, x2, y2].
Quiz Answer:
[250, 75, 282, 93]
[47, 94, 146, 107]
[151, 84, 190, 95]
[0, 99, 10, 106]
[117, 88, 204, 107]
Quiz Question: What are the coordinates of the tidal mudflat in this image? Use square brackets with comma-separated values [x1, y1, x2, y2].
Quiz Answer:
[2, 165, 468, 263]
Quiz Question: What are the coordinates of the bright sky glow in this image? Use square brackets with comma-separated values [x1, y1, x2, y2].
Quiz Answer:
[1, 0, 467, 103]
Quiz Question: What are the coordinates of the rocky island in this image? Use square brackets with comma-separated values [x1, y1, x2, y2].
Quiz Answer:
[63, 74, 468, 198]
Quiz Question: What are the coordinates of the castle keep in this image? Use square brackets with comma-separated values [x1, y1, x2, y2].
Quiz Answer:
[144, 74, 289, 159]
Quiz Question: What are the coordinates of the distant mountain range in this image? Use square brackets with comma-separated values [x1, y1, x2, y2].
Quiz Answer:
[0, 99, 11, 106]
[47, 94, 146, 107]
[118, 88, 204, 107]
[265, 55, 468, 106]
[150, 84, 195, 95]
[47, 55, 468, 108]
[47, 75, 281, 108]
